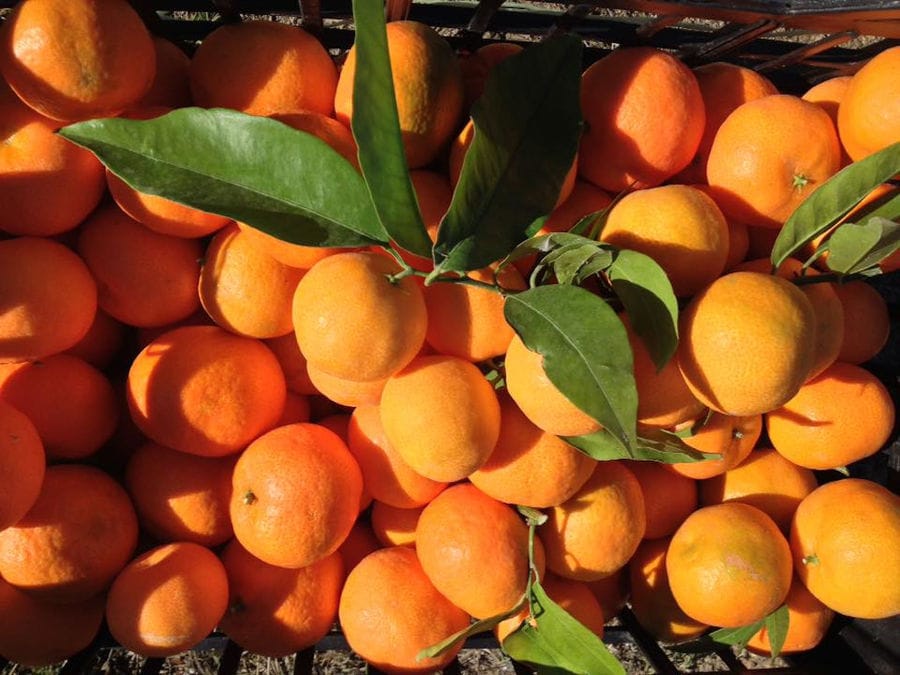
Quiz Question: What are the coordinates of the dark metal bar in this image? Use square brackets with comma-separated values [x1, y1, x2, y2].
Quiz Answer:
[216, 639, 244, 675]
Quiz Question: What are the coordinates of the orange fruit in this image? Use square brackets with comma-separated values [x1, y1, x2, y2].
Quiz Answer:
[664, 411, 762, 480]
[459, 41, 523, 109]
[135, 36, 192, 109]
[230, 422, 363, 569]
[623, 314, 706, 429]
[790, 478, 900, 619]
[586, 568, 630, 622]
[190, 19, 337, 117]
[276, 391, 312, 426]
[677, 271, 817, 416]
[0, 576, 104, 667]
[495, 572, 605, 644]
[199, 222, 306, 339]
[126, 325, 287, 457]
[339, 546, 470, 674]
[802, 75, 853, 166]
[392, 169, 452, 272]
[0, 236, 97, 363]
[219, 541, 343, 658]
[766, 361, 895, 471]
[0, 399, 44, 530]
[578, 46, 704, 191]
[370, 501, 423, 548]
[628, 537, 709, 643]
[106, 541, 229, 658]
[833, 280, 890, 364]
[264, 332, 318, 396]
[0, 354, 118, 461]
[347, 404, 446, 509]
[542, 461, 646, 581]
[0, 463, 138, 603]
[338, 520, 382, 574]
[0, 80, 105, 237]
[423, 263, 526, 362]
[706, 94, 842, 229]
[379, 354, 501, 482]
[699, 448, 817, 532]
[676, 62, 778, 184]
[504, 333, 602, 437]
[0, 0, 155, 121]
[63, 309, 126, 371]
[306, 362, 386, 407]
[746, 575, 835, 655]
[539, 179, 612, 234]
[468, 393, 596, 508]
[292, 250, 427, 382]
[837, 45, 900, 162]
[416, 483, 541, 619]
[626, 461, 697, 540]
[335, 20, 464, 169]
[76, 203, 203, 328]
[667, 502, 792, 628]
[124, 441, 235, 547]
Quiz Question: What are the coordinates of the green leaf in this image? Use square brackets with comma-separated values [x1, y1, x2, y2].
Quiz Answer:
[504, 285, 637, 451]
[763, 604, 790, 658]
[502, 581, 626, 675]
[825, 217, 900, 275]
[60, 108, 386, 247]
[543, 245, 607, 285]
[566, 428, 717, 463]
[350, 0, 432, 258]
[771, 141, 900, 269]
[607, 249, 679, 371]
[708, 620, 767, 648]
[433, 35, 583, 274]
[418, 600, 526, 661]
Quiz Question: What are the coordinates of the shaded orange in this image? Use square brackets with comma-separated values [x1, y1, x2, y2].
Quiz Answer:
[125, 441, 235, 546]
[834, 280, 890, 364]
[339, 546, 470, 674]
[348, 404, 446, 509]
[664, 411, 762, 480]
[0, 577, 104, 667]
[106, 542, 229, 658]
[338, 520, 382, 575]
[371, 501, 423, 548]
[306, 362, 386, 408]
[706, 94, 842, 228]
[396, 169, 453, 272]
[0, 236, 97, 363]
[335, 20, 464, 169]
[628, 537, 709, 643]
[0, 463, 138, 603]
[0, 354, 118, 461]
[586, 567, 630, 622]
[469, 393, 596, 508]
[0, 0, 155, 121]
[766, 361, 895, 470]
[264, 332, 318, 396]
[626, 460, 698, 540]
[837, 45, 900, 162]
[700, 448, 817, 532]
[0, 80, 105, 237]
[380, 354, 501, 482]
[77, 204, 203, 328]
[676, 62, 778, 185]
[219, 541, 343, 658]
[292, 250, 427, 382]
[230, 422, 363, 569]
[667, 503, 792, 628]
[190, 19, 337, 117]
[791, 478, 900, 619]
[416, 483, 542, 619]
[459, 41, 523, 109]
[677, 271, 817, 415]
[579, 46, 704, 191]
[542, 461, 646, 581]
[504, 333, 602, 437]
[63, 309, 126, 371]
[275, 391, 312, 426]
[0, 399, 44, 530]
[134, 36, 192, 109]
[126, 325, 287, 457]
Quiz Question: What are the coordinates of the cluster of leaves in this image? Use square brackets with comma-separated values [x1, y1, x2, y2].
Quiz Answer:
[58, 0, 899, 670]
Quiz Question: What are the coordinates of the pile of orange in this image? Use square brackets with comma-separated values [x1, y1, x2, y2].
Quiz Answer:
[0, 0, 898, 671]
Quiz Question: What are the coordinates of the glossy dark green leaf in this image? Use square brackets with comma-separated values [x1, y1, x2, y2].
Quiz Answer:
[763, 604, 791, 658]
[607, 249, 679, 370]
[543, 245, 607, 285]
[350, 0, 432, 258]
[771, 141, 900, 269]
[502, 581, 625, 675]
[61, 108, 386, 247]
[566, 429, 717, 463]
[825, 217, 900, 275]
[432, 35, 583, 275]
[504, 285, 637, 450]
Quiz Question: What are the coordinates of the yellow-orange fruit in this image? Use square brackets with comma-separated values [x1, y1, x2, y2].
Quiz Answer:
[837, 45, 900, 162]
[664, 412, 762, 480]
[626, 461, 698, 540]
[747, 576, 835, 655]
